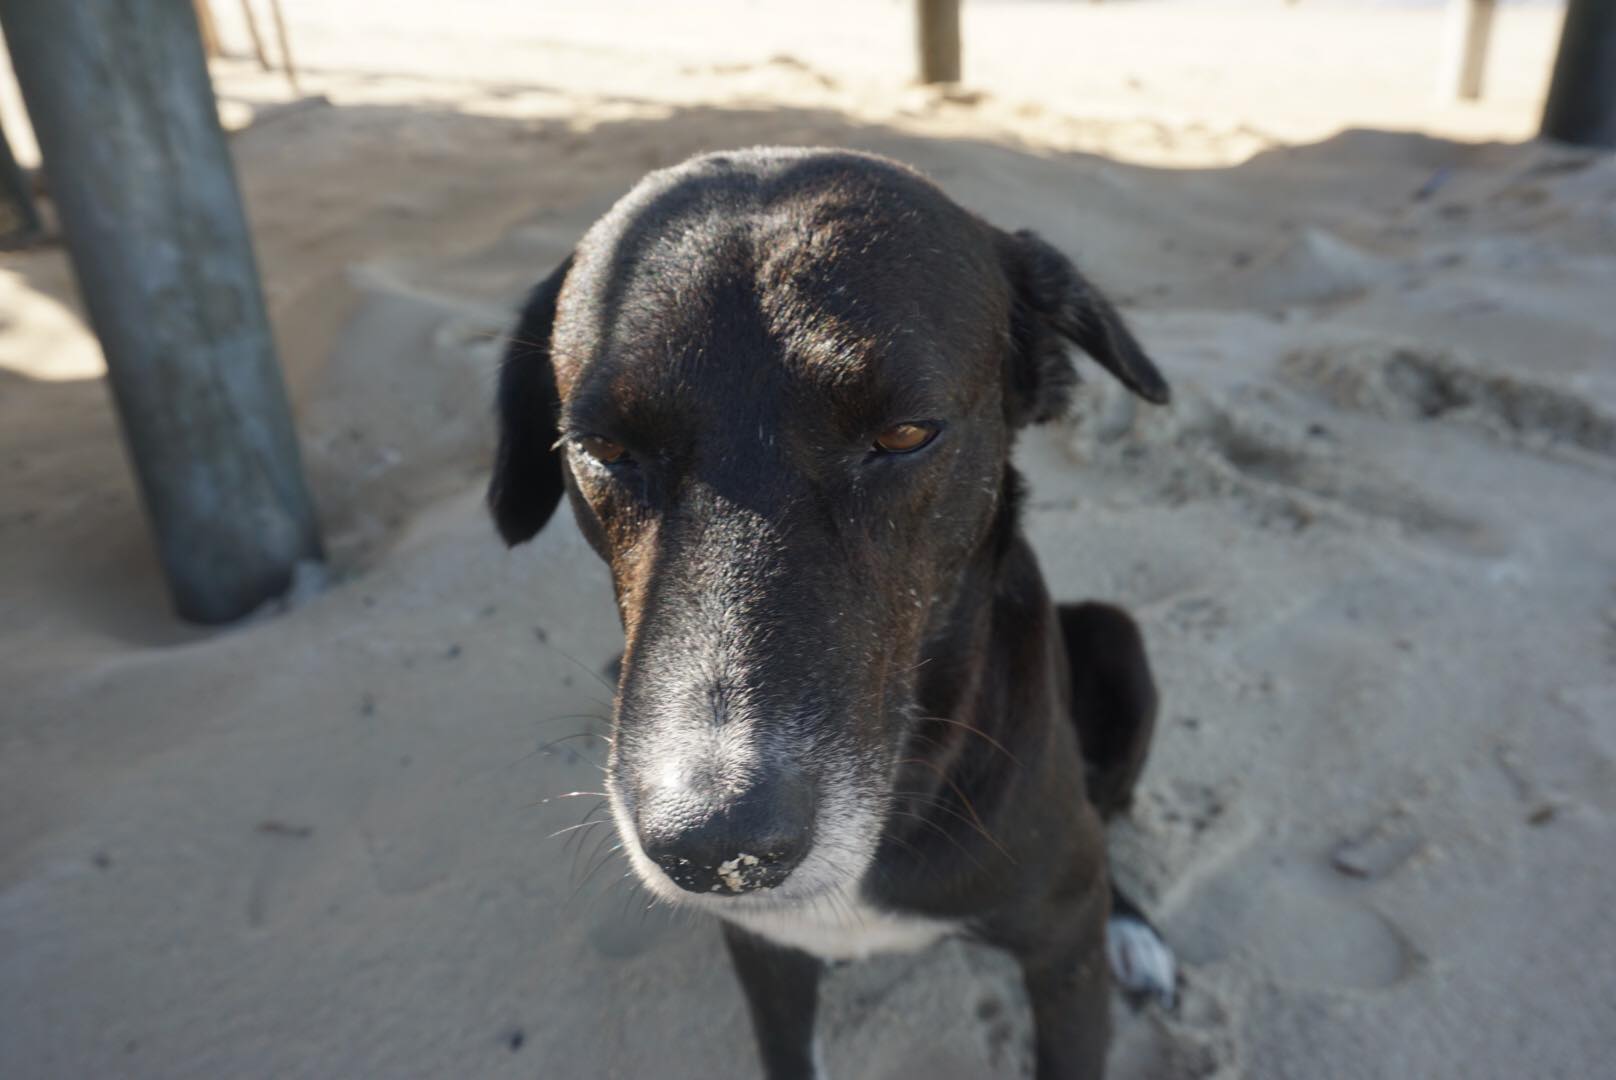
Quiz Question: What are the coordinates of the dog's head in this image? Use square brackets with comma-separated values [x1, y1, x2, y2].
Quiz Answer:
[490, 150, 1167, 910]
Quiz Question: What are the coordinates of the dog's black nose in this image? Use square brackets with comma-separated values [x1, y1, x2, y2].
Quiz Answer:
[637, 768, 814, 895]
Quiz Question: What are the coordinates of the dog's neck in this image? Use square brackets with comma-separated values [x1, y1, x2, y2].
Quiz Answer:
[914, 538, 1056, 732]
[875, 510, 1064, 913]
[906, 465, 1061, 778]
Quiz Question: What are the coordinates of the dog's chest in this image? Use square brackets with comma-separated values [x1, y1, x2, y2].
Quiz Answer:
[724, 900, 957, 962]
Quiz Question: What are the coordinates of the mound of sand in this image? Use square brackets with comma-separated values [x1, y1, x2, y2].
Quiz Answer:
[3, 5, 1613, 1079]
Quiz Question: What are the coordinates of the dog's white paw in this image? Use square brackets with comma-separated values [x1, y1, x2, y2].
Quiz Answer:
[1106, 913, 1178, 1010]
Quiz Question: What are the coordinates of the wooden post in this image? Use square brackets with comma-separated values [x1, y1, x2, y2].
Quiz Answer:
[192, 0, 221, 58]
[0, 118, 42, 249]
[916, 0, 961, 85]
[1542, 0, 1616, 148]
[1442, 0, 1498, 102]
[240, 0, 272, 72]
[267, 0, 301, 96]
[0, 0, 324, 623]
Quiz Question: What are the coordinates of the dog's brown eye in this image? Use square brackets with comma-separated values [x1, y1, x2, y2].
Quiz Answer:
[578, 435, 627, 464]
[873, 422, 938, 454]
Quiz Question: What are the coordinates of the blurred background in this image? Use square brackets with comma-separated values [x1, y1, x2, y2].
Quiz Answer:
[2, 2, 1612, 1078]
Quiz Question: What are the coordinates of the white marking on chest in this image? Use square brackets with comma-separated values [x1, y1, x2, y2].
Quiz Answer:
[726, 899, 958, 962]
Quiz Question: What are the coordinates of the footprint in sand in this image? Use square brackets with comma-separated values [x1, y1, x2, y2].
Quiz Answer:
[1282, 340, 1616, 466]
[1063, 374, 1491, 546]
[1111, 975, 1245, 1080]
[1238, 228, 1387, 307]
[1170, 854, 1421, 994]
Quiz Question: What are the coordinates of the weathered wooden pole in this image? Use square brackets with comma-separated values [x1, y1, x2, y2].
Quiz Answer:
[1542, 0, 1616, 148]
[240, 0, 272, 72]
[916, 0, 961, 84]
[0, 0, 324, 623]
[1441, 0, 1499, 101]
[192, 0, 221, 58]
[267, 0, 302, 96]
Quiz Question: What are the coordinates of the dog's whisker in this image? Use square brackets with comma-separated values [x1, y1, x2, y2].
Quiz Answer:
[878, 828, 928, 868]
[828, 887, 865, 931]
[899, 728, 957, 761]
[561, 800, 610, 861]
[902, 795, 1014, 863]
[573, 828, 617, 884]
[613, 873, 650, 926]
[894, 759, 1015, 862]
[885, 807, 991, 875]
[478, 328, 554, 350]
[547, 819, 608, 841]
[518, 729, 613, 766]
[520, 787, 611, 811]
[565, 828, 592, 882]
[538, 642, 621, 697]
[897, 656, 937, 678]
[907, 713, 1022, 768]
[568, 839, 626, 905]
[540, 712, 613, 726]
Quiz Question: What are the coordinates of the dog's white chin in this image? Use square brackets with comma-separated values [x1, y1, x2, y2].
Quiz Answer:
[605, 779, 883, 913]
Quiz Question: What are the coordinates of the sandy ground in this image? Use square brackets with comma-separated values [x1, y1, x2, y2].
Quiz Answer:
[3, 2, 1614, 1078]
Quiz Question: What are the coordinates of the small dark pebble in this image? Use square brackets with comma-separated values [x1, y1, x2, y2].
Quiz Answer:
[532, 626, 549, 643]
[444, 643, 462, 660]
[976, 996, 1003, 1021]
[1527, 804, 1557, 827]
[257, 821, 314, 839]
[1412, 165, 1454, 202]
[360, 693, 376, 717]
[1230, 251, 1253, 268]
[92, 851, 112, 870]
[507, 1028, 525, 1052]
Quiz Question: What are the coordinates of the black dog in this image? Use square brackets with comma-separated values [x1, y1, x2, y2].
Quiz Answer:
[489, 148, 1175, 1079]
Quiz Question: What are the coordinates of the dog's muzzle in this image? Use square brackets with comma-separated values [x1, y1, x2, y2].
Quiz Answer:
[633, 765, 816, 895]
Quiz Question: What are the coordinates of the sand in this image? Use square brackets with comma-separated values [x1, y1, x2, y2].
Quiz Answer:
[2, 2, 1613, 1078]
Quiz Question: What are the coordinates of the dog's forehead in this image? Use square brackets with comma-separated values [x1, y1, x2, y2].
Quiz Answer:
[552, 152, 1006, 411]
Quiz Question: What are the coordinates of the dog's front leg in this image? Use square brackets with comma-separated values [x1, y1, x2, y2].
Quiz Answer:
[722, 923, 825, 1079]
[1018, 939, 1110, 1079]
[990, 885, 1113, 1079]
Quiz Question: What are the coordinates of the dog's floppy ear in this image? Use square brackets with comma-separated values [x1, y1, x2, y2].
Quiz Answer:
[1000, 228, 1169, 424]
[489, 254, 573, 546]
